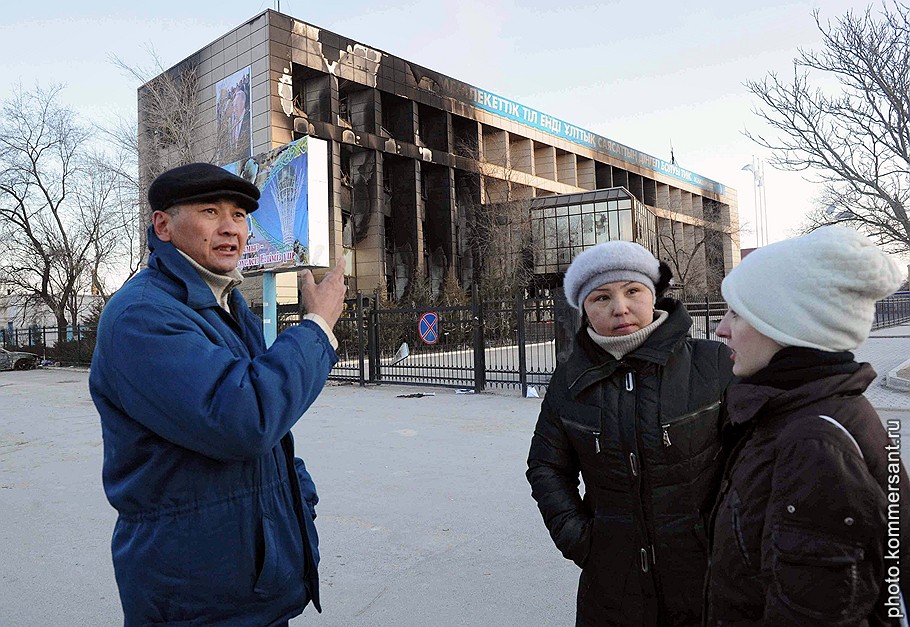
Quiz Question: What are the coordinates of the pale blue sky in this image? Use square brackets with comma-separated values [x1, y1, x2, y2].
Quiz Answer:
[1, 0, 874, 247]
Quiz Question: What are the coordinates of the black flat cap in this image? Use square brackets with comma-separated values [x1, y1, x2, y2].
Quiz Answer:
[148, 162, 260, 213]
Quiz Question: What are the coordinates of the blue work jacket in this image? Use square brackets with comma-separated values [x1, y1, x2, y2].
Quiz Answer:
[89, 229, 337, 626]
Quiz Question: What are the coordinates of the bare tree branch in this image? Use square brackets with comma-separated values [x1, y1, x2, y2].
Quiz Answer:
[108, 48, 235, 258]
[654, 202, 737, 298]
[746, 2, 910, 253]
[0, 84, 138, 340]
[454, 136, 538, 299]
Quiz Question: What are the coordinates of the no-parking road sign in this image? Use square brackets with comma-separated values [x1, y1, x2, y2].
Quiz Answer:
[418, 311, 440, 344]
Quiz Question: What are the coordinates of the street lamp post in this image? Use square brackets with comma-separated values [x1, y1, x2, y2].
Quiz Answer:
[742, 157, 769, 247]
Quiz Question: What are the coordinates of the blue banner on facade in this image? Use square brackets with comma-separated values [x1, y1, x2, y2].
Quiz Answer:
[467, 86, 725, 196]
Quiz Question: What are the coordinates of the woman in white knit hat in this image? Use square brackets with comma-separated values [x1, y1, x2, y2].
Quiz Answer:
[706, 225, 910, 626]
[527, 240, 734, 626]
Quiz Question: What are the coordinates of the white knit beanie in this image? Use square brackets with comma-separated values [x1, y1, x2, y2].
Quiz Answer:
[563, 241, 661, 310]
[721, 225, 903, 351]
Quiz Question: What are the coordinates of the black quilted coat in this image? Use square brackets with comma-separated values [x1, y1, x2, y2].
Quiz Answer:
[527, 300, 734, 626]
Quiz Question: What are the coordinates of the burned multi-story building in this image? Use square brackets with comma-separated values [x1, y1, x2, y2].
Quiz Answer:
[139, 9, 739, 303]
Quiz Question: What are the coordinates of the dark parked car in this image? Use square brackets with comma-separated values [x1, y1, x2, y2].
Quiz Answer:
[0, 348, 40, 371]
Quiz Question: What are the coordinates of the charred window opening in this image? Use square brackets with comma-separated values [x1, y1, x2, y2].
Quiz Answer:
[337, 79, 377, 134]
[422, 218, 429, 277]
[382, 166, 392, 197]
[452, 115, 479, 160]
[340, 146, 353, 189]
[384, 216, 395, 299]
[292, 65, 332, 124]
[342, 211, 354, 249]
[382, 156, 419, 299]
[417, 103, 448, 153]
[348, 149, 375, 245]
[380, 91, 414, 144]
[338, 148, 353, 225]
[338, 91, 351, 128]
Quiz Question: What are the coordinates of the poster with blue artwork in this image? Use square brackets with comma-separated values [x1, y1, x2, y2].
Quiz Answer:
[224, 136, 330, 274]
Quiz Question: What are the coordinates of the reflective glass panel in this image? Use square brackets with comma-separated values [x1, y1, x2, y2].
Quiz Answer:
[569, 214, 581, 247]
[582, 214, 595, 245]
[619, 210, 633, 241]
[595, 214, 609, 243]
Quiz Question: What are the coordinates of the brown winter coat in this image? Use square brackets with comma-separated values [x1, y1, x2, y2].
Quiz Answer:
[707, 350, 910, 627]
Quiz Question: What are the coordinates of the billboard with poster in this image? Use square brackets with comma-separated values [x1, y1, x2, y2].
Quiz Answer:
[225, 136, 330, 274]
[215, 67, 252, 165]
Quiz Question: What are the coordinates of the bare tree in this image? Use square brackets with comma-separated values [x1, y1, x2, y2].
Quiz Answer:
[455, 137, 537, 300]
[657, 223, 730, 297]
[0, 84, 100, 340]
[746, 2, 910, 253]
[470, 190, 536, 298]
[113, 50, 206, 165]
[655, 217, 735, 298]
[107, 49, 247, 268]
[110, 50, 210, 232]
[0, 64, 193, 334]
[78, 150, 143, 302]
[657, 220, 708, 294]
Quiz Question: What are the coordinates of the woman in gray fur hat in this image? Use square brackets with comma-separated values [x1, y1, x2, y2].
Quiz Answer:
[527, 240, 734, 626]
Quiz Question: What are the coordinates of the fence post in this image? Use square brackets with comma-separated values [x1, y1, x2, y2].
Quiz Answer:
[516, 291, 528, 398]
[704, 295, 710, 340]
[472, 283, 486, 393]
[369, 288, 381, 382]
[356, 291, 365, 387]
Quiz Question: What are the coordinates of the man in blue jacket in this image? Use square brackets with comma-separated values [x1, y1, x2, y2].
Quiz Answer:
[89, 162, 346, 626]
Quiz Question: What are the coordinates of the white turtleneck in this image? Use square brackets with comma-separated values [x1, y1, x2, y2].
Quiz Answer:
[586, 309, 669, 359]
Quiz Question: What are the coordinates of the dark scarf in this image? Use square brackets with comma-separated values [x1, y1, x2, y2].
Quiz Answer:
[743, 346, 862, 391]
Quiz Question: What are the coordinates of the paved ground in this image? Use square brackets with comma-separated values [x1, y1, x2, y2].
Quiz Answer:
[2, 325, 908, 626]
[856, 324, 910, 447]
[0, 371, 574, 627]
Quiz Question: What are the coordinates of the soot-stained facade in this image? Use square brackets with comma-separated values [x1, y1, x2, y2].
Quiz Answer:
[140, 9, 740, 301]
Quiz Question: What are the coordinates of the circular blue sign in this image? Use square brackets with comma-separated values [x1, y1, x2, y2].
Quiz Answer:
[418, 312, 439, 344]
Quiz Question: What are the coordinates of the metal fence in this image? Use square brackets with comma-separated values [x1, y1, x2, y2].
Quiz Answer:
[872, 292, 910, 330]
[6, 292, 910, 386]
[685, 298, 730, 342]
[314, 289, 560, 395]
[0, 325, 97, 366]
[284, 290, 910, 393]
[312, 291, 712, 394]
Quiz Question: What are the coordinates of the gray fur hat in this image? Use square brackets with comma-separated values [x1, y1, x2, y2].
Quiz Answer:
[563, 241, 661, 310]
